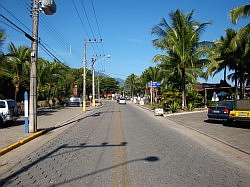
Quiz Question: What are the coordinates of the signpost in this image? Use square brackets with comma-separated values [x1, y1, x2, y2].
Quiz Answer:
[148, 82, 161, 88]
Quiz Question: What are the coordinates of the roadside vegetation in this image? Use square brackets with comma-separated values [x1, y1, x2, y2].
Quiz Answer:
[0, 38, 120, 105]
[125, 5, 249, 111]
[0, 5, 249, 109]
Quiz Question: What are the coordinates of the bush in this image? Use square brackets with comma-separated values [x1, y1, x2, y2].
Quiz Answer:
[169, 101, 180, 112]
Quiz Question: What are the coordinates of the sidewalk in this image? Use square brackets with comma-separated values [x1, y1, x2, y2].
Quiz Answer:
[0, 106, 94, 155]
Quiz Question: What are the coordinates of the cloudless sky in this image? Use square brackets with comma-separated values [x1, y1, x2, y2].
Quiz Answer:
[1, 0, 249, 85]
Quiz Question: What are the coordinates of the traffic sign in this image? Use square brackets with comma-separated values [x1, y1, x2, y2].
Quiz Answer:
[148, 82, 161, 88]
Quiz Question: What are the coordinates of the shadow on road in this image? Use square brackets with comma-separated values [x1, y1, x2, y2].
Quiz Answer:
[0, 138, 160, 186]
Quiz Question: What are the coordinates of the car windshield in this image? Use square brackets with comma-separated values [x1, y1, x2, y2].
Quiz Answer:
[217, 101, 233, 107]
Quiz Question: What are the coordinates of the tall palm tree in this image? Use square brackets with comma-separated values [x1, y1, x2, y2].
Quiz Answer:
[125, 74, 138, 98]
[5, 42, 30, 100]
[0, 30, 6, 77]
[141, 66, 163, 94]
[152, 9, 211, 109]
[230, 4, 250, 98]
[39, 60, 69, 104]
[230, 4, 250, 49]
[206, 29, 238, 82]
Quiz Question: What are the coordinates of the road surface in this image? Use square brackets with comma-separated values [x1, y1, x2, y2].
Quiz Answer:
[1, 100, 250, 186]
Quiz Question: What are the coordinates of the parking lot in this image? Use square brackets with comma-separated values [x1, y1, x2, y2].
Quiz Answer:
[165, 110, 250, 154]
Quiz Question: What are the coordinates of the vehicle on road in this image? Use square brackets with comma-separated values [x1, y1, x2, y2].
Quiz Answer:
[0, 99, 21, 126]
[228, 99, 250, 124]
[118, 98, 126, 104]
[63, 97, 83, 107]
[207, 100, 235, 121]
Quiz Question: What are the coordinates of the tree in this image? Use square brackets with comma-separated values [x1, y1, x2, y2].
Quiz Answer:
[141, 66, 163, 99]
[0, 30, 6, 78]
[230, 4, 250, 98]
[230, 4, 250, 49]
[5, 42, 30, 100]
[99, 76, 119, 96]
[125, 74, 139, 98]
[38, 59, 70, 104]
[152, 9, 212, 109]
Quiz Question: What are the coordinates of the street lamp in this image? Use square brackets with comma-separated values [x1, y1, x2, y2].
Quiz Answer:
[91, 55, 111, 107]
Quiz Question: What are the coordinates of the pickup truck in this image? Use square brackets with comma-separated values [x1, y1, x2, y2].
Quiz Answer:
[228, 99, 250, 124]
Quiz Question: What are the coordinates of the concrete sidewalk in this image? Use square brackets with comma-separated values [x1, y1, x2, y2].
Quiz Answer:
[0, 106, 94, 156]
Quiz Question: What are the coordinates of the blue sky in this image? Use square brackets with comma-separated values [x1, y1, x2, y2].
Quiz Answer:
[1, 0, 249, 84]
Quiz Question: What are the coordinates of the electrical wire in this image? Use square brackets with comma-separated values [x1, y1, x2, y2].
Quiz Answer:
[0, 3, 31, 33]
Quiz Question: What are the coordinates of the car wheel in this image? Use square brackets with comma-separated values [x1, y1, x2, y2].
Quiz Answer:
[0, 116, 4, 128]
[14, 106, 22, 116]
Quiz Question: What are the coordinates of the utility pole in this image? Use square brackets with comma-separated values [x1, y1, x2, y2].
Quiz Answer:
[83, 40, 87, 112]
[91, 57, 96, 107]
[29, 0, 39, 133]
[29, 0, 56, 133]
[82, 39, 102, 111]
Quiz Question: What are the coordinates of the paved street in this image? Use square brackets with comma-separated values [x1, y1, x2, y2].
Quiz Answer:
[0, 106, 93, 150]
[0, 100, 250, 186]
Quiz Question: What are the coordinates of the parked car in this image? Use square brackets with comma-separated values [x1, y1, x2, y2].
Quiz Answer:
[118, 98, 126, 104]
[228, 99, 250, 124]
[0, 99, 21, 125]
[207, 100, 235, 121]
[63, 97, 83, 107]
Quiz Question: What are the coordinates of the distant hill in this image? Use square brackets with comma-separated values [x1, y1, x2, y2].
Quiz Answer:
[116, 78, 125, 87]
[96, 71, 125, 87]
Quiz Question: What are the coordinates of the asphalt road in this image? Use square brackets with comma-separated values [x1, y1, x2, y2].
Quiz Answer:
[0, 100, 250, 186]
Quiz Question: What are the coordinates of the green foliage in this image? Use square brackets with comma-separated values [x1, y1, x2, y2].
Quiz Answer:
[151, 102, 163, 110]
[169, 101, 181, 112]
[0, 42, 120, 102]
[186, 89, 203, 108]
[99, 76, 119, 95]
[187, 103, 194, 111]
[161, 85, 181, 110]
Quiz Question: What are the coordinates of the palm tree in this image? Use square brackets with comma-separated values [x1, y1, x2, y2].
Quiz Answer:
[5, 42, 30, 100]
[230, 4, 250, 98]
[230, 4, 250, 49]
[37, 59, 69, 104]
[141, 66, 163, 95]
[206, 29, 238, 82]
[125, 74, 138, 98]
[152, 9, 211, 109]
[0, 30, 6, 77]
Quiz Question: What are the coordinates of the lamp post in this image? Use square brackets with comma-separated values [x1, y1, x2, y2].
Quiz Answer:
[82, 39, 102, 112]
[91, 55, 111, 107]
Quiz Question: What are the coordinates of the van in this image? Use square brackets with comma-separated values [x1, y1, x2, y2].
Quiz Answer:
[0, 99, 21, 126]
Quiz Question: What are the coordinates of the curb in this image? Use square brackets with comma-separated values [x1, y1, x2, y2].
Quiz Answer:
[0, 104, 102, 157]
[0, 129, 48, 156]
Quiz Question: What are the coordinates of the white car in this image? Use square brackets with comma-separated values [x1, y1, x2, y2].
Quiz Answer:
[118, 98, 126, 104]
[0, 99, 21, 126]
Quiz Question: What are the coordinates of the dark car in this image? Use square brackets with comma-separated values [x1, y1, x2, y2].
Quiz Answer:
[207, 100, 235, 121]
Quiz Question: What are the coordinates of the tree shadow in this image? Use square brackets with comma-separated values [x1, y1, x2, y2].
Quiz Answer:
[0, 141, 160, 186]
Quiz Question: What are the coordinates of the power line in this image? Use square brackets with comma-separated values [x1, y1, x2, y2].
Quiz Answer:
[90, 0, 105, 55]
[0, 3, 31, 33]
[0, 13, 33, 41]
[71, 0, 90, 39]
